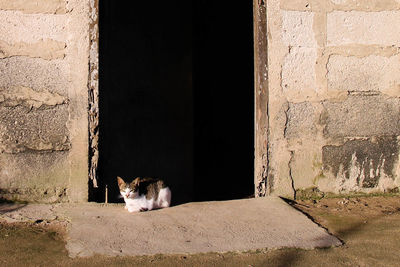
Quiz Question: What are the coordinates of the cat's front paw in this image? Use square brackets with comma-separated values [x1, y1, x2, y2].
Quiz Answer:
[127, 207, 139, 213]
[124, 205, 128, 210]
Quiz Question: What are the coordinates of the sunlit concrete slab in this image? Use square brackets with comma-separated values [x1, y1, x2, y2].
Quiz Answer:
[0, 197, 342, 257]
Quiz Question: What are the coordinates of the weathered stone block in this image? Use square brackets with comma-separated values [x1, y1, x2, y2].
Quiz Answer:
[280, 0, 326, 12]
[0, 151, 69, 202]
[322, 137, 399, 191]
[280, 0, 400, 12]
[0, 57, 69, 95]
[327, 11, 400, 46]
[0, 86, 67, 108]
[285, 102, 317, 138]
[330, 0, 400, 11]
[327, 54, 400, 92]
[282, 47, 317, 91]
[290, 148, 322, 190]
[0, 105, 70, 153]
[322, 95, 400, 137]
[0, 39, 66, 60]
[0, 10, 67, 44]
[330, 0, 346, 4]
[0, 0, 67, 14]
[282, 11, 316, 47]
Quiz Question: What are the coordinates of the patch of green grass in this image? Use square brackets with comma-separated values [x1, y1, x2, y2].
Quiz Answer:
[322, 191, 400, 199]
[295, 188, 400, 201]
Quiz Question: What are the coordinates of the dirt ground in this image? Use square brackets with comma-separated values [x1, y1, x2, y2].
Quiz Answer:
[1, 195, 400, 267]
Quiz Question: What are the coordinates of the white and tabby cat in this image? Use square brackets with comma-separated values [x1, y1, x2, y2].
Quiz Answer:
[117, 176, 171, 213]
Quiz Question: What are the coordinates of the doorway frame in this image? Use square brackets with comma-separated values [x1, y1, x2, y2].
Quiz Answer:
[253, 0, 269, 196]
[87, 0, 270, 198]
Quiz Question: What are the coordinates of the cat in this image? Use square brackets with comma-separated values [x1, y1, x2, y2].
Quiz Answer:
[117, 176, 171, 213]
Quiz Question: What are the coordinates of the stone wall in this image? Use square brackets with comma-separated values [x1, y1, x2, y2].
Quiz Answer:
[267, 0, 400, 198]
[0, 0, 89, 202]
[1, 0, 398, 202]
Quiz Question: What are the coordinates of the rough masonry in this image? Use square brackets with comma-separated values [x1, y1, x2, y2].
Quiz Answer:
[1, 0, 399, 202]
[0, 0, 89, 202]
[265, 0, 400, 198]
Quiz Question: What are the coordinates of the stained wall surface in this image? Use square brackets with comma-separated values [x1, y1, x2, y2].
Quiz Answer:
[0, 0, 90, 202]
[266, 0, 400, 198]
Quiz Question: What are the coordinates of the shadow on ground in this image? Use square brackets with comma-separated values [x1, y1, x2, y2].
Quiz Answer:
[268, 195, 400, 267]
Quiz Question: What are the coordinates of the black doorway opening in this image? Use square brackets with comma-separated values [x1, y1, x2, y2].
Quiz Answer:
[96, 1, 254, 204]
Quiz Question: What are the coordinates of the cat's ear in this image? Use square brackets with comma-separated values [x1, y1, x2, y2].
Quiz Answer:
[132, 177, 140, 187]
[117, 176, 125, 187]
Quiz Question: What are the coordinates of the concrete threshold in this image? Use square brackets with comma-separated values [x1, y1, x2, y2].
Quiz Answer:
[0, 197, 342, 257]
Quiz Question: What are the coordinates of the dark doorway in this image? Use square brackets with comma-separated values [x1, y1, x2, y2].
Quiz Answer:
[97, 1, 254, 204]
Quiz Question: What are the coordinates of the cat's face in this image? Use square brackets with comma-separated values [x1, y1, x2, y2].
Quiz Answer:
[117, 176, 139, 199]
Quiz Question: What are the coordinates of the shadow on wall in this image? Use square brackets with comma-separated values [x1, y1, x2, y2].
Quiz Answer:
[0, 194, 27, 214]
